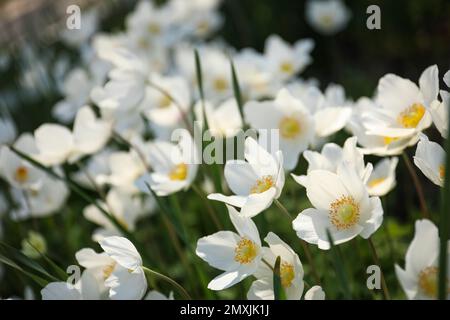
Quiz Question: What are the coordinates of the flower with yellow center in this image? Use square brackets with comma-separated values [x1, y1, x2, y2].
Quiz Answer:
[196, 205, 263, 291]
[279, 117, 301, 139]
[329, 196, 360, 230]
[14, 166, 29, 183]
[418, 266, 439, 298]
[213, 77, 228, 92]
[158, 95, 172, 108]
[250, 176, 274, 194]
[439, 165, 445, 180]
[103, 262, 117, 280]
[280, 262, 295, 288]
[279, 61, 294, 75]
[397, 103, 426, 128]
[169, 163, 188, 181]
[414, 134, 446, 187]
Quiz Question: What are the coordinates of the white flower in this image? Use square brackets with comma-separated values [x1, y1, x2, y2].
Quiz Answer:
[395, 219, 450, 300]
[413, 134, 446, 187]
[264, 35, 314, 81]
[0, 116, 17, 145]
[366, 157, 398, 196]
[83, 188, 152, 241]
[34, 107, 112, 166]
[247, 232, 304, 300]
[196, 205, 264, 290]
[99, 236, 147, 300]
[306, 0, 351, 35]
[429, 70, 449, 139]
[194, 98, 243, 138]
[244, 89, 314, 170]
[361, 65, 437, 144]
[71, 149, 113, 190]
[0, 133, 43, 190]
[304, 286, 325, 300]
[145, 290, 174, 300]
[208, 137, 284, 217]
[292, 162, 383, 250]
[136, 133, 198, 196]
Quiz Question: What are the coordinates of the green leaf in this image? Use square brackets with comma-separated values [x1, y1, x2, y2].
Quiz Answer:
[273, 256, 286, 300]
[325, 229, 351, 299]
[194, 49, 205, 102]
[230, 59, 244, 120]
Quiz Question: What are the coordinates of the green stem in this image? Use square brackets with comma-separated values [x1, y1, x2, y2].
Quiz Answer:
[192, 184, 223, 230]
[142, 266, 192, 300]
[367, 237, 391, 300]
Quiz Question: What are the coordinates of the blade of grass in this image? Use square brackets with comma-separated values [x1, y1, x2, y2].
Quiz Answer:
[273, 256, 286, 300]
[326, 229, 351, 299]
[230, 59, 244, 120]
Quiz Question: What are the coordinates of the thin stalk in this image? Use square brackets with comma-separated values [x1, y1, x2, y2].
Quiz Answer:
[402, 152, 430, 219]
[273, 199, 321, 285]
[112, 131, 151, 171]
[142, 266, 192, 300]
[192, 183, 223, 230]
[367, 237, 391, 300]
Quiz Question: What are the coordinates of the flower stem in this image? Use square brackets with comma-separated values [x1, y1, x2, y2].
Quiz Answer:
[402, 152, 430, 219]
[367, 237, 391, 300]
[142, 266, 192, 300]
[274, 199, 321, 285]
[192, 183, 223, 230]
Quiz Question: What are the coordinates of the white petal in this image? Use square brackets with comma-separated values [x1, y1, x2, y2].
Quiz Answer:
[41, 282, 81, 300]
[304, 286, 325, 300]
[419, 65, 439, 106]
[99, 236, 142, 270]
[106, 265, 147, 300]
[196, 230, 240, 271]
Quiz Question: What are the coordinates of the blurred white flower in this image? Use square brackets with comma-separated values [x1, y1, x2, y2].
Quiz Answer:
[0, 116, 17, 145]
[292, 162, 383, 250]
[34, 107, 112, 165]
[208, 137, 284, 217]
[247, 232, 304, 300]
[395, 219, 450, 300]
[306, 0, 351, 35]
[413, 134, 446, 187]
[366, 157, 398, 196]
[136, 133, 198, 196]
[245, 89, 314, 170]
[71, 149, 113, 190]
[304, 286, 325, 300]
[429, 70, 449, 139]
[196, 205, 263, 290]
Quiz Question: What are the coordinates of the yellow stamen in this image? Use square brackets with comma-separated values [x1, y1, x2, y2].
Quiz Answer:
[330, 195, 360, 230]
[14, 166, 29, 183]
[213, 78, 228, 92]
[234, 238, 258, 264]
[159, 95, 172, 108]
[250, 176, 274, 194]
[169, 163, 188, 181]
[103, 263, 116, 280]
[197, 21, 209, 34]
[397, 103, 426, 128]
[439, 165, 445, 180]
[279, 117, 301, 139]
[320, 15, 334, 27]
[148, 23, 161, 35]
[280, 261, 295, 288]
[280, 62, 294, 74]
[368, 177, 385, 188]
[418, 267, 440, 298]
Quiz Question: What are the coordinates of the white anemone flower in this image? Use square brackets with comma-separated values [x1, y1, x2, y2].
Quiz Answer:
[136, 133, 199, 196]
[34, 107, 112, 166]
[306, 0, 351, 35]
[304, 286, 326, 300]
[99, 236, 147, 300]
[244, 89, 314, 170]
[429, 70, 449, 139]
[208, 137, 284, 217]
[413, 134, 446, 187]
[264, 35, 314, 81]
[196, 205, 264, 290]
[292, 162, 383, 250]
[247, 232, 304, 300]
[366, 157, 398, 196]
[395, 219, 450, 300]
[361, 65, 438, 143]
[0, 133, 43, 190]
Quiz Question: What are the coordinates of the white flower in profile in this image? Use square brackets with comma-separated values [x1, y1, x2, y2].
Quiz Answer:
[83, 189, 149, 241]
[264, 35, 314, 81]
[136, 133, 198, 196]
[413, 134, 446, 187]
[247, 232, 304, 300]
[366, 157, 398, 196]
[361, 65, 437, 144]
[429, 70, 449, 139]
[0, 133, 43, 190]
[194, 98, 243, 138]
[196, 205, 264, 290]
[244, 89, 314, 170]
[304, 286, 326, 300]
[0, 116, 17, 145]
[34, 107, 112, 166]
[208, 137, 284, 217]
[292, 162, 383, 250]
[305, 0, 351, 35]
[99, 236, 147, 300]
[395, 219, 450, 300]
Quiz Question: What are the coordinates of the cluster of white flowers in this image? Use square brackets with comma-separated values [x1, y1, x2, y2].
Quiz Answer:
[1, 0, 449, 300]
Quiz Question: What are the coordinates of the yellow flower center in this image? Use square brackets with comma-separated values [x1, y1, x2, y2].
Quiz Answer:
[397, 103, 426, 128]
[103, 262, 116, 280]
[280, 61, 294, 74]
[368, 177, 385, 188]
[234, 238, 259, 264]
[213, 78, 228, 92]
[279, 117, 301, 139]
[418, 266, 440, 298]
[197, 21, 209, 33]
[14, 166, 29, 183]
[320, 15, 334, 27]
[169, 163, 188, 181]
[158, 95, 172, 108]
[383, 136, 399, 145]
[250, 175, 274, 194]
[439, 165, 445, 180]
[330, 196, 360, 230]
[280, 261, 295, 288]
[148, 23, 161, 35]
